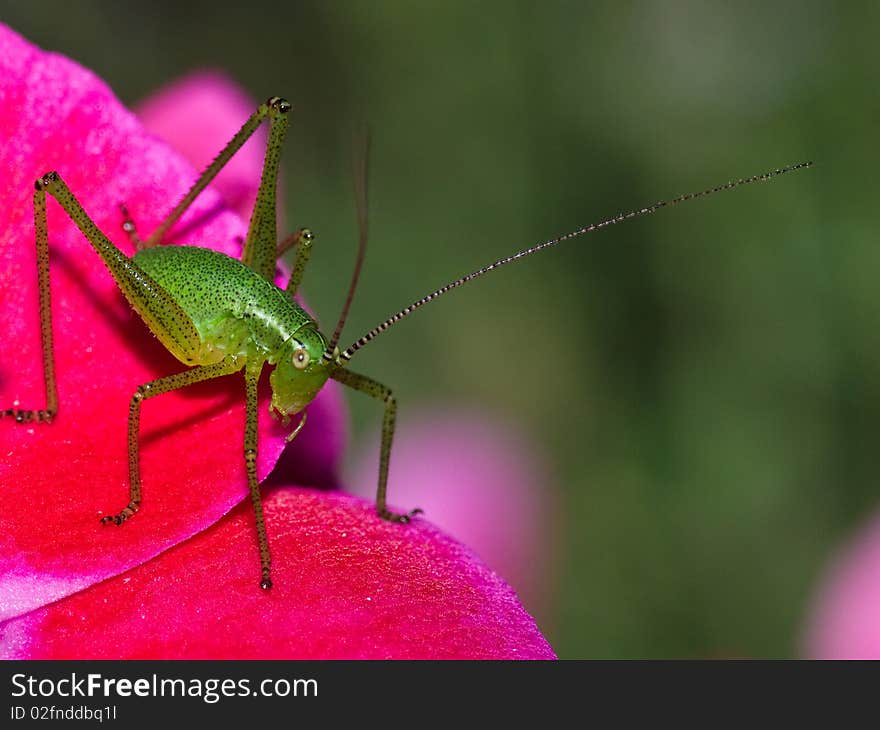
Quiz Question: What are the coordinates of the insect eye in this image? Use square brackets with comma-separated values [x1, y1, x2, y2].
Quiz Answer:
[292, 347, 310, 370]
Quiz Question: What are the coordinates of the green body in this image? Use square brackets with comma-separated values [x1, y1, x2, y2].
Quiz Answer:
[132, 244, 331, 416]
[134, 245, 311, 360]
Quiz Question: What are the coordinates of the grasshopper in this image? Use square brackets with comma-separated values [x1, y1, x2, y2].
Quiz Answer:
[1, 95, 811, 589]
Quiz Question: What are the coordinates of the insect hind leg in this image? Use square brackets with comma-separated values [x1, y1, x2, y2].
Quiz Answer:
[1, 178, 59, 424]
[3, 171, 207, 425]
[141, 96, 290, 261]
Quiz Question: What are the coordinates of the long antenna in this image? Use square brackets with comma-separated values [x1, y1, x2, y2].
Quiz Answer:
[340, 161, 812, 362]
[326, 128, 371, 356]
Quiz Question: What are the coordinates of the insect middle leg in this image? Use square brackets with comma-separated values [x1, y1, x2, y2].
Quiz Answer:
[280, 228, 315, 296]
[1, 182, 57, 424]
[329, 367, 422, 523]
[102, 356, 243, 526]
[243, 362, 274, 589]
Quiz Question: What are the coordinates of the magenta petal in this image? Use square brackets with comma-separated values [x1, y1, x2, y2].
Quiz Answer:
[0, 25, 344, 618]
[1, 488, 555, 659]
[801, 508, 880, 659]
[347, 407, 559, 622]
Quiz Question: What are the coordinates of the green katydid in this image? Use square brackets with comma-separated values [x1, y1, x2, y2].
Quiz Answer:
[1, 95, 812, 590]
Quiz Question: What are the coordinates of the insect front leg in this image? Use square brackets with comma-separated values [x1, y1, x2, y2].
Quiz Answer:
[330, 367, 423, 523]
[244, 362, 273, 590]
[102, 356, 243, 526]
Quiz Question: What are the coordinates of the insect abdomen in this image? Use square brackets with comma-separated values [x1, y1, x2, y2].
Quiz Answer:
[132, 246, 312, 360]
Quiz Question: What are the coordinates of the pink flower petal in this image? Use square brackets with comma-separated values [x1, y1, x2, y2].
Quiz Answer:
[801, 508, 880, 659]
[0, 25, 344, 618]
[1, 488, 555, 659]
[347, 407, 559, 623]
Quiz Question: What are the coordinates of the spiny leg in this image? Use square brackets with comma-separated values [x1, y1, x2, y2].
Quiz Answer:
[244, 363, 273, 589]
[3, 169, 195, 425]
[142, 97, 291, 253]
[31, 173, 202, 367]
[102, 356, 242, 526]
[329, 366, 422, 523]
[240, 98, 290, 280]
[1, 183, 58, 424]
[280, 228, 314, 296]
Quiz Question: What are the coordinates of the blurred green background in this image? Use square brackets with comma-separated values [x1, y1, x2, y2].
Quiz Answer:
[4, 1, 875, 658]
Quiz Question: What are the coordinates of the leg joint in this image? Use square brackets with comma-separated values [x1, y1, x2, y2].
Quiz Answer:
[34, 171, 59, 191]
[266, 96, 291, 114]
